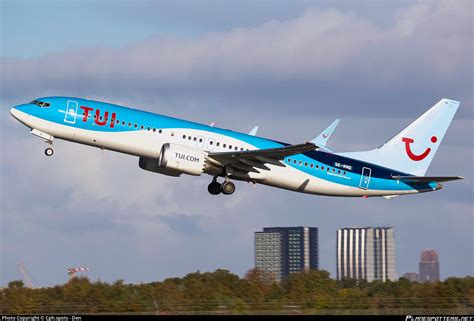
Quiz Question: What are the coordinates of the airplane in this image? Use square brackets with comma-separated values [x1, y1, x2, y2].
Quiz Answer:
[9, 97, 463, 198]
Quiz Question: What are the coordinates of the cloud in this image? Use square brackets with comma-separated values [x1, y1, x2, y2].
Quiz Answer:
[1, 1, 472, 117]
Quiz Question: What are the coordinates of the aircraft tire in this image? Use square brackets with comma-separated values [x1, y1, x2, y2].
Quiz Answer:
[208, 182, 222, 195]
[221, 181, 235, 195]
[44, 147, 54, 156]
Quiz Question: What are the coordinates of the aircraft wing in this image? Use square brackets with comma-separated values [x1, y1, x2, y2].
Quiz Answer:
[392, 176, 464, 183]
[206, 142, 317, 174]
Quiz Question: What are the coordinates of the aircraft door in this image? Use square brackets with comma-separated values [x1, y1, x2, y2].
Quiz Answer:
[64, 100, 78, 124]
[359, 167, 371, 189]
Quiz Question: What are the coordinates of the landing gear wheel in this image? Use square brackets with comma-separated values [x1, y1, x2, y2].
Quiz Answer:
[221, 181, 235, 195]
[208, 182, 222, 195]
[44, 147, 54, 156]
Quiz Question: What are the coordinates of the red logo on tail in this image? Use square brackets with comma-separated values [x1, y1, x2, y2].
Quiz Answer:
[402, 136, 437, 161]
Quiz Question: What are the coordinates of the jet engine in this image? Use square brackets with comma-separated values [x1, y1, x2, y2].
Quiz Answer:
[139, 143, 222, 177]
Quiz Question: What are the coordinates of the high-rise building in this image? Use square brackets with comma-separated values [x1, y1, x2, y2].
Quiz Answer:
[255, 227, 318, 282]
[419, 249, 440, 282]
[336, 227, 397, 282]
[402, 272, 419, 282]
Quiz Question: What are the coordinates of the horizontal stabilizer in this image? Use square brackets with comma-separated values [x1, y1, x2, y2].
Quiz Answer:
[392, 176, 464, 183]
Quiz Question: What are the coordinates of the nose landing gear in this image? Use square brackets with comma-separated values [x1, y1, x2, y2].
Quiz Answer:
[44, 147, 54, 156]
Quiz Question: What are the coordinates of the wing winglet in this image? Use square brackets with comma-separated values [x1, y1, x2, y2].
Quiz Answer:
[311, 119, 340, 151]
[249, 126, 259, 136]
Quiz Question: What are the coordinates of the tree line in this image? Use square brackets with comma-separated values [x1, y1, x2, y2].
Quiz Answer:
[1, 269, 473, 315]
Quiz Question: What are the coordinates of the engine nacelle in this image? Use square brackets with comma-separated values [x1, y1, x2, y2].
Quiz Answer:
[139, 143, 222, 177]
[161, 143, 224, 176]
[139, 156, 182, 177]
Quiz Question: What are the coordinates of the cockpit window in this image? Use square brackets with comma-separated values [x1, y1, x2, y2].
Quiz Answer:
[31, 100, 50, 108]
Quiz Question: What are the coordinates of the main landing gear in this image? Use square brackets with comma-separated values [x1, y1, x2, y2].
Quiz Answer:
[208, 176, 236, 195]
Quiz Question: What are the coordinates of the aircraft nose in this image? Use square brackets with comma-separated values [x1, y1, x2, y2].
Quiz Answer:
[10, 104, 30, 123]
[10, 107, 20, 120]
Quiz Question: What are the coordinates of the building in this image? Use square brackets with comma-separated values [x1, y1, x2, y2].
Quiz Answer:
[402, 272, 419, 282]
[336, 227, 396, 282]
[419, 249, 440, 282]
[255, 227, 318, 282]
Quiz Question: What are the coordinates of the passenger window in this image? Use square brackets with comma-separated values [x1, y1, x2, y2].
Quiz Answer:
[310, 164, 314, 168]
[210, 141, 213, 145]
[128, 122, 131, 127]
[122, 121, 126, 125]
[229, 145, 232, 149]
[288, 158, 291, 163]
[216, 142, 220, 146]
[293, 160, 297, 164]
[304, 162, 308, 167]
[134, 124, 138, 128]
[116, 119, 120, 124]
[199, 138, 203, 142]
[240, 148, 244, 151]
[152, 128, 156, 132]
[194, 137, 197, 141]
[141, 125, 144, 129]
[182, 135, 186, 139]
[321, 166, 324, 170]
[316, 165, 319, 169]
[147, 127, 150, 131]
[235, 146, 238, 150]
[223, 144, 226, 148]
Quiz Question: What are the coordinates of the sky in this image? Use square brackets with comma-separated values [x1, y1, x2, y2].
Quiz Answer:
[0, 0, 473, 287]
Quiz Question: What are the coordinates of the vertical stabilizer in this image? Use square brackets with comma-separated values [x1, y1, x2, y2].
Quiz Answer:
[339, 99, 460, 175]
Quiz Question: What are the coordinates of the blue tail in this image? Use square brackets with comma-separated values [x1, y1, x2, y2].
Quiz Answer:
[339, 99, 460, 175]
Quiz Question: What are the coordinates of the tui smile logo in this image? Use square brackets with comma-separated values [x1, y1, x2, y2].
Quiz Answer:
[322, 133, 329, 138]
[402, 136, 437, 161]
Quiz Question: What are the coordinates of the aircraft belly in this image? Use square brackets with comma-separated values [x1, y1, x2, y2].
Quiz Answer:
[261, 164, 418, 197]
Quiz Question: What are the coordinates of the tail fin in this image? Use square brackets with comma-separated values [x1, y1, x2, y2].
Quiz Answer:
[339, 99, 460, 175]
